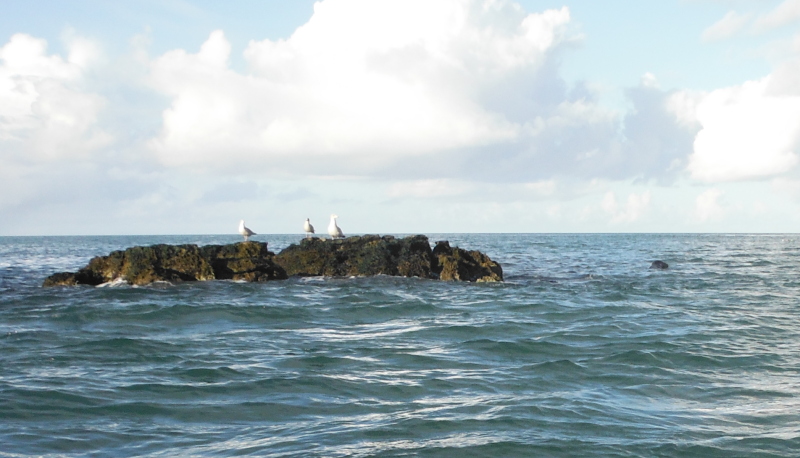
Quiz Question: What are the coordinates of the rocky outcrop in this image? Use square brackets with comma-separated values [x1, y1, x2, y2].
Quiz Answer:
[43, 242, 287, 286]
[200, 242, 287, 282]
[274, 235, 435, 278]
[274, 235, 502, 282]
[431, 241, 503, 282]
[43, 235, 503, 286]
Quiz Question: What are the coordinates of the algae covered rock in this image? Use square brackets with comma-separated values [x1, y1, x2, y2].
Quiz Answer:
[43, 236, 503, 286]
[42, 270, 102, 287]
[201, 242, 287, 282]
[274, 235, 503, 282]
[274, 234, 434, 278]
[110, 244, 215, 285]
[43, 241, 286, 286]
[431, 241, 503, 282]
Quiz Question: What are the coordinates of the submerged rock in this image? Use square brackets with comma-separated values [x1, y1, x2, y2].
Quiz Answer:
[43, 235, 503, 286]
[650, 260, 669, 270]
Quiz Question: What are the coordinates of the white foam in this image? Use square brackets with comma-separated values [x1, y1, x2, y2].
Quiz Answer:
[96, 277, 128, 288]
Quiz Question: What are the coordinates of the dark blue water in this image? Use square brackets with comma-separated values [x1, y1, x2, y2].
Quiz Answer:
[1, 234, 799, 457]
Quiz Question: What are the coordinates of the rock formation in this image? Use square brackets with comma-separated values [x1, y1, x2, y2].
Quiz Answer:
[649, 260, 669, 270]
[274, 235, 434, 278]
[43, 235, 503, 286]
[431, 241, 503, 282]
[42, 242, 287, 287]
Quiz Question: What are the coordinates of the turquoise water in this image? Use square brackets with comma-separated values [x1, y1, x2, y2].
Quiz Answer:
[1, 234, 799, 457]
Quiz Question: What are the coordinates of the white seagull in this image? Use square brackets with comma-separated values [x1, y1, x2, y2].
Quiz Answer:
[304, 218, 315, 239]
[239, 219, 255, 241]
[328, 214, 344, 239]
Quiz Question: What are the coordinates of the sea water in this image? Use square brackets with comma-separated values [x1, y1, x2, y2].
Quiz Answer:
[1, 234, 799, 457]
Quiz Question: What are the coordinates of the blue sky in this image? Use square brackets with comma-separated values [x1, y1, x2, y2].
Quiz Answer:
[2, 0, 800, 235]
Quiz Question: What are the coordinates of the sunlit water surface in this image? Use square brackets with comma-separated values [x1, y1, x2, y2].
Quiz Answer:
[1, 234, 799, 457]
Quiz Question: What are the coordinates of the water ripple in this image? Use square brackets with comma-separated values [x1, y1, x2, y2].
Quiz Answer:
[2, 234, 800, 456]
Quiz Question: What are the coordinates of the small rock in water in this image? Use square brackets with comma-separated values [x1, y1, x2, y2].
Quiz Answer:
[650, 260, 669, 270]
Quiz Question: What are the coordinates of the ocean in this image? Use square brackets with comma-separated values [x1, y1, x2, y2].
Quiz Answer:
[1, 234, 799, 457]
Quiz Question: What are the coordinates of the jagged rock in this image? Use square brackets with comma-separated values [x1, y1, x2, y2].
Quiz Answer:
[274, 235, 434, 278]
[42, 271, 93, 287]
[274, 236, 502, 282]
[431, 241, 503, 282]
[650, 260, 669, 270]
[200, 242, 287, 282]
[43, 242, 287, 286]
[43, 236, 503, 286]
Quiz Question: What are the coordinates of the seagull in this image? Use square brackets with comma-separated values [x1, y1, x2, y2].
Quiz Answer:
[304, 218, 315, 239]
[239, 219, 255, 241]
[328, 214, 344, 239]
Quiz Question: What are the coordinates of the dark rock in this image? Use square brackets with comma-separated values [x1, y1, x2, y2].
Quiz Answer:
[43, 241, 287, 286]
[430, 240, 503, 282]
[43, 236, 503, 286]
[201, 242, 287, 282]
[42, 272, 81, 287]
[650, 260, 669, 270]
[97, 244, 215, 285]
[274, 234, 435, 278]
[274, 235, 502, 282]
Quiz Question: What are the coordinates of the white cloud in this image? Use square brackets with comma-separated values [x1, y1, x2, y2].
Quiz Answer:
[0, 33, 111, 161]
[146, 0, 605, 178]
[701, 2, 800, 40]
[687, 76, 800, 182]
[766, 57, 800, 97]
[601, 190, 651, 224]
[388, 179, 469, 198]
[702, 11, 751, 42]
[694, 188, 725, 221]
[682, 3, 800, 184]
[666, 90, 703, 130]
[0, 32, 124, 222]
[753, 0, 800, 34]
[640, 72, 659, 88]
[144, 1, 699, 185]
[62, 28, 102, 69]
[523, 179, 556, 196]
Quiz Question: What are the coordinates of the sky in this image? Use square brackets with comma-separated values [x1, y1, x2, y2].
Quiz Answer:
[3, 0, 800, 235]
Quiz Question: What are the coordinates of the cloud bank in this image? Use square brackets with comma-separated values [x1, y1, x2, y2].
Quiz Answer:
[0, 0, 746, 189]
[147, 0, 584, 179]
[3, 0, 797, 189]
[2, 0, 800, 234]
